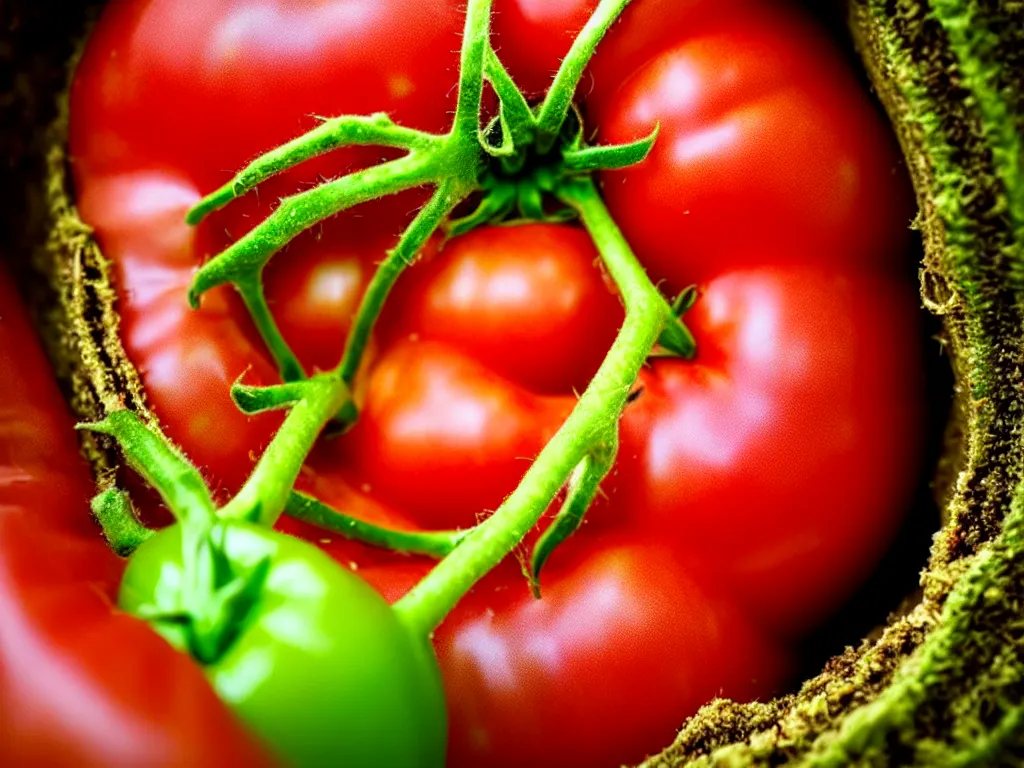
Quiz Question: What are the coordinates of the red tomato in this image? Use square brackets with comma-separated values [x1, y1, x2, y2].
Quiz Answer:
[68, 1, 922, 766]
[0, 267, 271, 766]
[613, 268, 922, 634]
[594, 20, 912, 289]
[436, 539, 790, 768]
[381, 224, 623, 394]
[338, 339, 572, 530]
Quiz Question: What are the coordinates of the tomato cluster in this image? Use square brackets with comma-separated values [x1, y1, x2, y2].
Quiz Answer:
[49, 0, 928, 764]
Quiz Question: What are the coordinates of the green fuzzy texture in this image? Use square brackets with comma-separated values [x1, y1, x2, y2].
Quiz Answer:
[2, 0, 1024, 765]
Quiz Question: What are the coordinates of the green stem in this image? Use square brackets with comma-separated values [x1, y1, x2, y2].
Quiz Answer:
[393, 176, 674, 634]
[189, 151, 441, 306]
[286, 492, 467, 559]
[328, 0, 493, 389]
[530, 431, 617, 594]
[484, 47, 536, 168]
[237, 274, 305, 382]
[485, 48, 534, 131]
[445, 182, 517, 236]
[91, 488, 155, 557]
[535, 0, 632, 152]
[334, 180, 469, 386]
[231, 380, 310, 414]
[451, 0, 494, 143]
[219, 374, 349, 526]
[187, 114, 442, 225]
[562, 126, 659, 172]
[78, 411, 216, 525]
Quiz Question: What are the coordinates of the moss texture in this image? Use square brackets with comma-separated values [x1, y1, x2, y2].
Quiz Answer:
[3, 0, 1023, 765]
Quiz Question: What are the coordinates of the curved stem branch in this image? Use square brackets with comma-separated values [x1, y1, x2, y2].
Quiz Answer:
[218, 374, 350, 526]
[237, 274, 305, 382]
[530, 430, 617, 594]
[334, 180, 470, 387]
[79, 411, 216, 525]
[562, 126, 659, 172]
[92, 488, 154, 557]
[485, 48, 533, 127]
[485, 47, 536, 162]
[451, 0, 495, 142]
[187, 114, 442, 224]
[286, 492, 467, 559]
[231, 380, 309, 414]
[393, 176, 676, 635]
[189, 152, 441, 305]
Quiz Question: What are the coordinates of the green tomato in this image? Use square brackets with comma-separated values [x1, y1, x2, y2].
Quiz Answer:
[120, 521, 447, 768]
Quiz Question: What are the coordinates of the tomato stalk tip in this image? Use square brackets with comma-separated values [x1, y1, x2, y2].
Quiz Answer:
[91, 488, 154, 557]
[79, 410, 216, 525]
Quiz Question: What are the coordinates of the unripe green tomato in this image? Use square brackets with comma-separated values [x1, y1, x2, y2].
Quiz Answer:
[120, 522, 447, 767]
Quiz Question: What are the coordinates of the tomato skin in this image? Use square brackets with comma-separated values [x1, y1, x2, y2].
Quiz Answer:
[68, 1, 925, 767]
[436, 539, 789, 768]
[339, 338, 574, 530]
[491, 0, 751, 98]
[121, 522, 448, 768]
[384, 224, 623, 394]
[0, 268, 272, 767]
[614, 268, 923, 634]
[70, 0, 463, 190]
[595, 19, 913, 289]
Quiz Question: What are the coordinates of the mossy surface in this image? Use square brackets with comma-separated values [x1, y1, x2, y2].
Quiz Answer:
[3, 0, 1024, 765]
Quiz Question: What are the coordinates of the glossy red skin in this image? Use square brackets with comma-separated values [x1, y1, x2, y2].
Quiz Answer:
[0, 268, 272, 767]
[68, 1, 921, 767]
[495, 0, 913, 289]
[382, 225, 624, 394]
[595, 22, 912, 290]
[613, 269, 921, 634]
[436, 539, 791, 768]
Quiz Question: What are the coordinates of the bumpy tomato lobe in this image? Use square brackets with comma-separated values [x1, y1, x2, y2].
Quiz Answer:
[492, 0, 753, 101]
[436, 538, 789, 768]
[614, 268, 923, 633]
[263, 204, 417, 374]
[70, 0, 463, 192]
[385, 224, 623, 393]
[596, 23, 914, 290]
[340, 339, 574, 530]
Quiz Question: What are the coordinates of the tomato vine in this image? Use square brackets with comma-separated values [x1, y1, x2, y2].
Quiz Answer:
[80, 0, 709, 763]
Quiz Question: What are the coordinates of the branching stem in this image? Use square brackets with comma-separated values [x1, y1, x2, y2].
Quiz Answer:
[219, 374, 350, 526]
[393, 177, 675, 634]
[186, 113, 441, 225]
